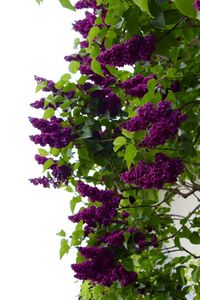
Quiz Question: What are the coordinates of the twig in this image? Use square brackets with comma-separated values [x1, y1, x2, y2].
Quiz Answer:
[158, 203, 200, 244]
[157, 17, 187, 43]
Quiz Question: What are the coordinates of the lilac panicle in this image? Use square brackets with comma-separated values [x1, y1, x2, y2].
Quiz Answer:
[73, 11, 96, 38]
[72, 246, 137, 287]
[97, 35, 156, 67]
[122, 100, 187, 148]
[120, 74, 156, 98]
[120, 153, 184, 189]
[75, 0, 97, 9]
[194, 0, 200, 10]
[29, 117, 74, 148]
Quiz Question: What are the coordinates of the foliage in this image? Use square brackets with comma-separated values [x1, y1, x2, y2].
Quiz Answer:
[31, 0, 200, 298]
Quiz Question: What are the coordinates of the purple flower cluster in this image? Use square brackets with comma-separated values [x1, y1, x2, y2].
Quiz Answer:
[30, 154, 72, 188]
[120, 153, 184, 189]
[77, 181, 116, 203]
[97, 35, 156, 67]
[99, 231, 125, 247]
[29, 117, 74, 148]
[170, 80, 180, 92]
[34, 75, 58, 93]
[30, 176, 50, 188]
[194, 0, 200, 10]
[71, 246, 137, 287]
[99, 228, 158, 250]
[133, 230, 158, 250]
[91, 88, 121, 116]
[120, 74, 156, 98]
[73, 11, 96, 38]
[69, 182, 120, 229]
[75, 0, 97, 9]
[122, 100, 187, 148]
[30, 98, 46, 109]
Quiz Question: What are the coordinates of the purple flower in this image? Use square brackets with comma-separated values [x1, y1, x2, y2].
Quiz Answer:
[194, 0, 200, 10]
[72, 246, 137, 287]
[35, 154, 48, 165]
[122, 211, 129, 219]
[30, 98, 45, 109]
[77, 181, 117, 203]
[34, 75, 58, 93]
[31, 155, 71, 188]
[29, 176, 50, 188]
[99, 231, 125, 247]
[170, 80, 180, 92]
[120, 153, 184, 189]
[120, 74, 156, 98]
[91, 88, 122, 117]
[29, 117, 74, 148]
[97, 35, 156, 67]
[113, 264, 138, 286]
[73, 11, 96, 38]
[75, 0, 97, 9]
[122, 100, 187, 148]
[69, 183, 120, 230]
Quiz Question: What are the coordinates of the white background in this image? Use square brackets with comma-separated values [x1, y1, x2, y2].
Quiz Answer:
[0, 1, 80, 299]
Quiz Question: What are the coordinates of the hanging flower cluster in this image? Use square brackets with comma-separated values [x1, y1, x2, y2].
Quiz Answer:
[29, 117, 74, 148]
[30, 154, 71, 188]
[71, 246, 138, 287]
[73, 11, 96, 38]
[122, 100, 187, 147]
[97, 35, 156, 67]
[119, 74, 156, 98]
[69, 182, 120, 232]
[120, 153, 184, 189]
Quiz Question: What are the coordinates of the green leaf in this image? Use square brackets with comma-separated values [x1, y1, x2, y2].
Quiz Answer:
[124, 144, 137, 169]
[91, 59, 104, 76]
[50, 148, 60, 156]
[147, 79, 157, 94]
[133, 0, 152, 17]
[88, 26, 100, 45]
[59, 0, 75, 11]
[43, 159, 54, 172]
[35, 82, 47, 93]
[189, 232, 200, 244]
[70, 196, 82, 213]
[169, 47, 179, 65]
[121, 257, 134, 271]
[81, 127, 92, 139]
[60, 239, 70, 259]
[174, 0, 196, 18]
[122, 129, 133, 139]
[71, 222, 84, 246]
[68, 61, 80, 74]
[56, 230, 66, 237]
[113, 136, 127, 152]
[192, 266, 200, 283]
[38, 148, 48, 157]
[35, 0, 42, 4]
[43, 107, 55, 119]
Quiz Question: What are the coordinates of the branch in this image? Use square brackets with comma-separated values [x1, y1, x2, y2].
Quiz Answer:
[162, 247, 200, 259]
[158, 203, 200, 244]
[157, 17, 187, 43]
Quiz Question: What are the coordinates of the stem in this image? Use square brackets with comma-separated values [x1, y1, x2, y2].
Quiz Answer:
[157, 17, 187, 43]
[158, 203, 200, 244]
[162, 247, 200, 259]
